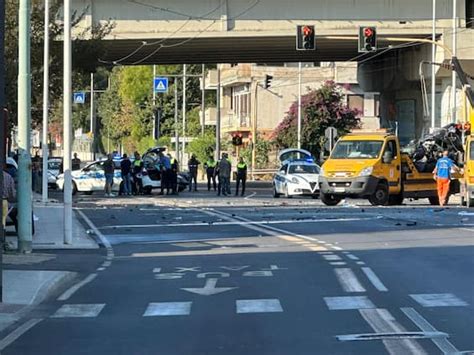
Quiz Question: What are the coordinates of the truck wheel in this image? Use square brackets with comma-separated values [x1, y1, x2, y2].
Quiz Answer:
[320, 193, 342, 206]
[428, 196, 439, 205]
[369, 183, 389, 206]
[388, 194, 404, 205]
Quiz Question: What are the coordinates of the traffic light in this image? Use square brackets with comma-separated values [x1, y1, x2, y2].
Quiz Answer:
[358, 26, 377, 53]
[296, 25, 315, 51]
[264, 75, 273, 89]
[232, 134, 243, 146]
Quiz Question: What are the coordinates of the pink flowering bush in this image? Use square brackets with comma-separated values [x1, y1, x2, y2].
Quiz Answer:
[272, 81, 361, 156]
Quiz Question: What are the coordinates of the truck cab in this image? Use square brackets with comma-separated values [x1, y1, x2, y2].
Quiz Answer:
[461, 135, 474, 207]
[319, 130, 457, 206]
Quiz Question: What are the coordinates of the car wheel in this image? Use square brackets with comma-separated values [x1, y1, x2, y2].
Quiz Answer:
[369, 182, 389, 206]
[273, 185, 280, 198]
[320, 192, 342, 206]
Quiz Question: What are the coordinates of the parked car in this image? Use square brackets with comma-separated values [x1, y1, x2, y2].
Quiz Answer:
[56, 159, 122, 195]
[273, 148, 320, 198]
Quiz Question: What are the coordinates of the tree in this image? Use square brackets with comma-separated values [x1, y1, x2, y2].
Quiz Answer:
[186, 132, 215, 166]
[272, 81, 361, 157]
[240, 134, 273, 169]
[4, 0, 113, 129]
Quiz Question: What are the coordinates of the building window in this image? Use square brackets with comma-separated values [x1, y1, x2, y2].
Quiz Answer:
[232, 86, 251, 126]
[467, 0, 474, 28]
[348, 95, 364, 116]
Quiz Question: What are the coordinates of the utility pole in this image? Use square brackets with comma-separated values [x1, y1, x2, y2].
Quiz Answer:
[297, 61, 302, 149]
[451, 0, 457, 123]
[174, 78, 179, 158]
[41, 0, 50, 203]
[431, 0, 436, 130]
[0, 0, 6, 299]
[17, 0, 33, 252]
[201, 64, 205, 136]
[63, 0, 73, 245]
[182, 64, 187, 169]
[152, 64, 156, 140]
[90, 72, 95, 160]
[216, 66, 221, 159]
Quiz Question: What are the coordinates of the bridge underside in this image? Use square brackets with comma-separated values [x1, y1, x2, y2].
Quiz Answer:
[98, 35, 425, 65]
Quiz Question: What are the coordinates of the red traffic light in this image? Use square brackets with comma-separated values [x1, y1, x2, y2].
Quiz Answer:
[363, 27, 374, 37]
[302, 26, 312, 36]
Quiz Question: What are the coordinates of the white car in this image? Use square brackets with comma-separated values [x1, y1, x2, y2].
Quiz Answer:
[56, 160, 122, 195]
[273, 148, 320, 198]
[47, 158, 62, 188]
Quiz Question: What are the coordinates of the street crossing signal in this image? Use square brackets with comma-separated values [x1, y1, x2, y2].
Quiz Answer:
[264, 75, 273, 89]
[296, 25, 315, 51]
[358, 26, 377, 52]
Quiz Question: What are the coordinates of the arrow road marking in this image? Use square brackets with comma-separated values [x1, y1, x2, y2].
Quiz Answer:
[181, 278, 237, 296]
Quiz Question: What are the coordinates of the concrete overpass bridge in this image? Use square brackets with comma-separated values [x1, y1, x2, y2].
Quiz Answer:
[73, 0, 473, 65]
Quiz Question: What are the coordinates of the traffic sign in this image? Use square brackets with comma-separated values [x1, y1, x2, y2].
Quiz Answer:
[73, 92, 86, 104]
[153, 77, 168, 93]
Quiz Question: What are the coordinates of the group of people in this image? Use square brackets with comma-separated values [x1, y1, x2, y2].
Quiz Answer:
[189, 153, 248, 197]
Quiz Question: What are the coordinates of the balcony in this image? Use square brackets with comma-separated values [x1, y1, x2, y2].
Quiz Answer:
[199, 107, 217, 126]
[200, 70, 218, 90]
[221, 112, 251, 133]
[220, 65, 252, 87]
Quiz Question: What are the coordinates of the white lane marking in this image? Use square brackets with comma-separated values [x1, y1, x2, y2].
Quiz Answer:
[77, 209, 115, 258]
[360, 308, 427, 355]
[96, 267, 105, 271]
[337, 331, 448, 342]
[244, 192, 257, 200]
[410, 293, 468, 307]
[356, 261, 366, 265]
[324, 296, 375, 310]
[57, 273, 98, 301]
[361, 267, 388, 292]
[95, 217, 377, 230]
[181, 278, 237, 296]
[323, 255, 342, 261]
[102, 261, 112, 267]
[330, 262, 347, 266]
[318, 251, 334, 254]
[51, 304, 105, 318]
[236, 299, 283, 314]
[331, 246, 343, 251]
[334, 268, 366, 293]
[346, 254, 360, 261]
[401, 307, 461, 354]
[0, 318, 43, 351]
[143, 302, 192, 316]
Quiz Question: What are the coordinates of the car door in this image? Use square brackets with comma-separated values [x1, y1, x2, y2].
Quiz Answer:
[275, 164, 288, 193]
[382, 139, 401, 193]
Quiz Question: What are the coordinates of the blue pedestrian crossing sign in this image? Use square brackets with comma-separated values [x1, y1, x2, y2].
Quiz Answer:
[153, 77, 168, 93]
[73, 92, 86, 104]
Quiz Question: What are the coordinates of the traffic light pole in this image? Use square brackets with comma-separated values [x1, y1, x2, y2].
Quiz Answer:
[451, 0, 457, 123]
[182, 64, 186, 170]
[0, 0, 6, 300]
[431, 0, 437, 130]
[297, 62, 302, 150]
[201, 64, 205, 136]
[41, 0, 50, 203]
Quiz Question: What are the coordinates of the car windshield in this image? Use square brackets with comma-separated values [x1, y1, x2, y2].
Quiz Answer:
[331, 140, 384, 159]
[288, 164, 320, 174]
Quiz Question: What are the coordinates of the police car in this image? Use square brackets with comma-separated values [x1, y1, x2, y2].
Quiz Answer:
[273, 148, 321, 198]
[56, 159, 122, 195]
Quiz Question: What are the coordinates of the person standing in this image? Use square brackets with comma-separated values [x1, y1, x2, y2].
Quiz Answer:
[188, 154, 200, 192]
[120, 153, 132, 196]
[31, 152, 41, 192]
[158, 152, 171, 195]
[72, 153, 81, 171]
[2, 170, 16, 228]
[432, 150, 459, 207]
[132, 152, 144, 195]
[235, 157, 247, 197]
[103, 154, 115, 197]
[217, 153, 231, 196]
[168, 154, 179, 195]
[204, 156, 217, 191]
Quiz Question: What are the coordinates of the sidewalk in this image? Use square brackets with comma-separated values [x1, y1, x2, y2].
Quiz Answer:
[0, 198, 100, 332]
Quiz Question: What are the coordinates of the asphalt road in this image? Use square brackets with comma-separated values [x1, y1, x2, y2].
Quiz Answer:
[4, 185, 474, 354]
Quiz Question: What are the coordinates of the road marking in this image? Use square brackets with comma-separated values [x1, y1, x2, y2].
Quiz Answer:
[176, 267, 201, 273]
[0, 318, 43, 351]
[57, 273, 98, 301]
[323, 255, 342, 261]
[76, 209, 114, 257]
[410, 293, 468, 307]
[330, 262, 347, 266]
[244, 192, 257, 199]
[359, 308, 427, 355]
[356, 261, 366, 265]
[308, 245, 328, 251]
[51, 304, 105, 318]
[324, 296, 375, 310]
[102, 261, 112, 267]
[401, 307, 461, 354]
[181, 278, 237, 296]
[236, 299, 283, 314]
[346, 254, 360, 261]
[96, 267, 105, 271]
[143, 302, 192, 316]
[334, 268, 366, 292]
[361, 267, 388, 292]
[153, 268, 162, 273]
[243, 270, 273, 277]
[331, 246, 343, 251]
[337, 331, 448, 342]
[221, 266, 250, 271]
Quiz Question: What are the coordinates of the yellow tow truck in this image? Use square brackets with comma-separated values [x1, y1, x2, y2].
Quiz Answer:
[461, 134, 474, 207]
[319, 130, 461, 206]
